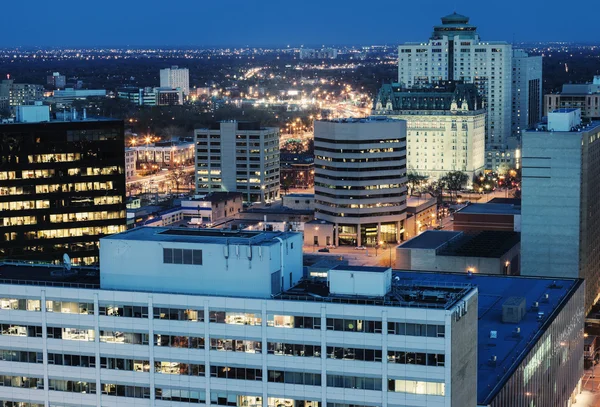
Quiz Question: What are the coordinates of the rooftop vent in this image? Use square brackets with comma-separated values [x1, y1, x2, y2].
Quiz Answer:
[513, 327, 521, 337]
[532, 301, 539, 311]
[537, 312, 545, 321]
[502, 296, 526, 323]
[542, 293, 550, 303]
[490, 330, 498, 339]
[489, 355, 497, 367]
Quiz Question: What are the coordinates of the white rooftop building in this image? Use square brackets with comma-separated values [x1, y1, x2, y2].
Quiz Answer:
[0, 227, 478, 407]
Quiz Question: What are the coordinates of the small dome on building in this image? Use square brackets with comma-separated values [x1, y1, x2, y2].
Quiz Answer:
[441, 12, 470, 24]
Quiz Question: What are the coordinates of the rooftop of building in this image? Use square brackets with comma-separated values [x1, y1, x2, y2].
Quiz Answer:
[277, 270, 474, 310]
[487, 198, 521, 205]
[101, 226, 296, 246]
[283, 193, 315, 198]
[393, 270, 581, 405]
[201, 120, 275, 131]
[406, 196, 437, 209]
[525, 120, 600, 133]
[437, 231, 520, 258]
[0, 261, 99, 288]
[317, 116, 402, 124]
[374, 81, 483, 112]
[456, 203, 521, 215]
[198, 191, 243, 203]
[398, 230, 462, 249]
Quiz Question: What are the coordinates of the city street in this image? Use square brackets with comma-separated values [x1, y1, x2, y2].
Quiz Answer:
[126, 164, 195, 186]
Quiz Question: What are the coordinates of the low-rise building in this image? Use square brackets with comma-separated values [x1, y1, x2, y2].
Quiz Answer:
[130, 141, 194, 168]
[453, 202, 521, 232]
[51, 88, 107, 104]
[545, 76, 600, 120]
[0, 79, 44, 106]
[404, 196, 437, 240]
[303, 219, 335, 247]
[282, 193, 314, 211]
[280, 153, 314, 189]
[396, 230, 521, 275]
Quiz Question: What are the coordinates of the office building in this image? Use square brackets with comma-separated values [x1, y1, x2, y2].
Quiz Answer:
[50, 88, 107, 105]
[0, 111, 127, 265]
[398, 13, 542, 171]
[0, 225, 585, 407]
[396, 230, 521, 275]
[160, 66, 190, 96]
[155, 87, 184, 106]
[0, 80, 44, 106]
[46, 72, 66, 89]
[280, 153, 314, 189]
[117, 87, 157, 106]
[299, 48, 338, 59]
[521, 108, 600, 312]
[0, 226, 478, 407]
[545, 76, 600, 120]
[15, 103, 50, 123]
[374, 82, 485, 182]
[194, 121, 280, 203]
[511, 49, 543, 137]
[314, 117, 407, 246]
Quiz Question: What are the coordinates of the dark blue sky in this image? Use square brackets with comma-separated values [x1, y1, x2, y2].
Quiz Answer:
[2, 0, 598, 47]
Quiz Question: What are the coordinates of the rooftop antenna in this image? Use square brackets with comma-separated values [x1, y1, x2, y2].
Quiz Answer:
[63, 253, 72, 272]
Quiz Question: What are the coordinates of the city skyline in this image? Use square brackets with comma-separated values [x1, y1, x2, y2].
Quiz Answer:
[2, 0, 600, 47]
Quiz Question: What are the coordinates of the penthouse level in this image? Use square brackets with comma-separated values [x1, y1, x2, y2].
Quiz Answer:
[0, 229, 479, 407]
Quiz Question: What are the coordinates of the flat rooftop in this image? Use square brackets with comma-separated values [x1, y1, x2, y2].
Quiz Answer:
[525, 121, 600, 133]
[399, 230, 461, 249]
[332, 265, 389, 273]
[437, 231, 521, 258]
[457, 203, 521, 215]
[393, 270, 581, 405]
[102, 226, 296, 246]
[0, 262, 99, 288]
[283, 193, 314, 198]
[406, 196, 436, 208]
[552, 108, 578, 113]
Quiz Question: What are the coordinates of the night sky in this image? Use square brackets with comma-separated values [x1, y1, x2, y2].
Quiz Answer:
[2, 0, 598, 47]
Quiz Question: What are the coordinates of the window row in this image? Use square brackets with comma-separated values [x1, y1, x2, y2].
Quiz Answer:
[49, 379, 94, 393]
[154, 307, 203, 321]
[155, 334, 205, 349]
[0, 324, 41, 338]
[49, 353, 95, 367]
[0, 349, 42, 363]
[0, 375, 42, 389]
[267, 314, 321, 329]
[210, 365, 262, 381]
[99, 304, 148, 318]
[210, 338, 262, 353]
[46, 300, 93, 314]
[47, 327, 95, 341]
[268, 342, 321, 358]
[388, 379, 445, 396]
[387, 322, 445, 337]
[100, 331, 149, 345]
[388, 350, 445, 366]
[163, 248, 203, 265]
[100, 357, 149, 372]
[0, 401, 44, 407]
[156, 361, 205, 376]
[268, 370, 321, 386]
[327, 346, 382, 362]
[156, 388, 205, 403]
[101, 383, 150, 398]
[327, 375, 382, 390]
[0, 298, 41, 311]
[326, 318, 382, 333]
[209, 311, 261, 325]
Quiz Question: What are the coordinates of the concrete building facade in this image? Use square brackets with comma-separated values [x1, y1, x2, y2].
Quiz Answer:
[314, 118, 407, 247]
[0, 226, 479, 407]
[194, 121, 280, 203]
[521, 109, 600, 312]
[160, 66, 190, 96]
[511, 49, 543, 138]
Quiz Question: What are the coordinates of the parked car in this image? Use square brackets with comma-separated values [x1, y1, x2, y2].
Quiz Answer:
[318, 248, 330, 253]
[354, 246, 366, 250]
